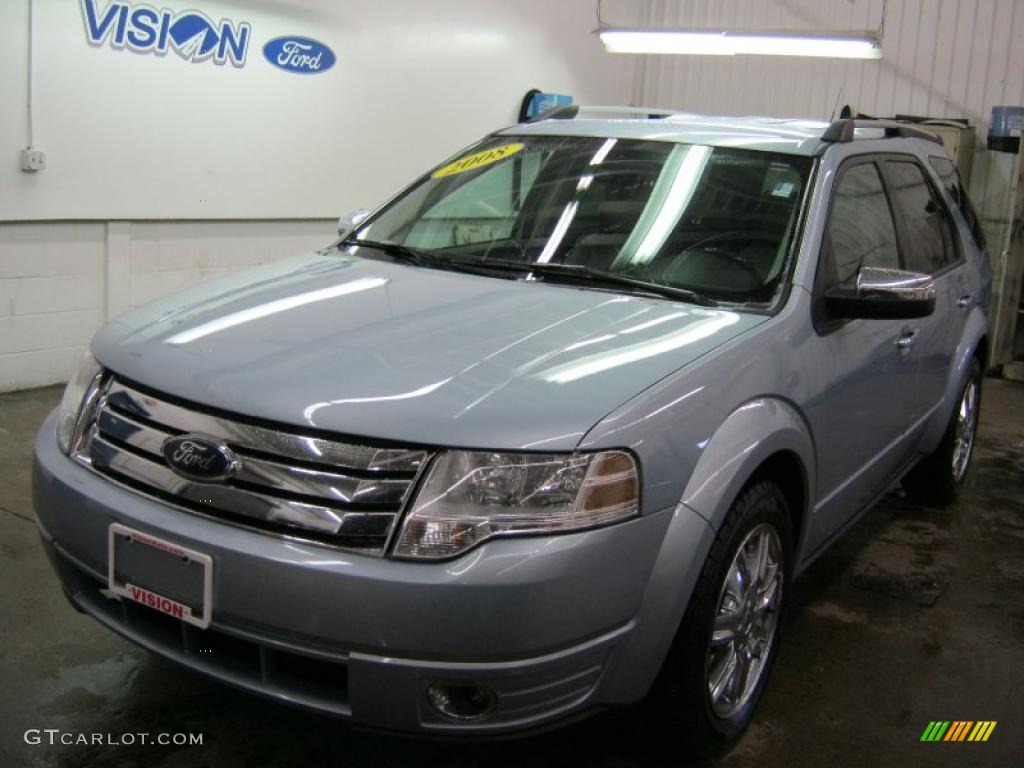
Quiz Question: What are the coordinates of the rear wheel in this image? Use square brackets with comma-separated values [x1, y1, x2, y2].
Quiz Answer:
[903, 358, 982, 505]
[651, 479, 792, 754]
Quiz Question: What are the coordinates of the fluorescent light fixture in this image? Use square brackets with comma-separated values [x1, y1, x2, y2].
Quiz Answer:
[602, 30, 733, 56]
[599, 29, 882, 59]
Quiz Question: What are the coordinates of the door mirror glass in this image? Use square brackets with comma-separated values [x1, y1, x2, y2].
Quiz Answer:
[825, 266, 936, 319]
[338, 209, 371, 237]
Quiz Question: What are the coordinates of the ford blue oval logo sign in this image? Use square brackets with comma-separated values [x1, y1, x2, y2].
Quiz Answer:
[263, 36, 336, 74]
[163, 434, 237, 481]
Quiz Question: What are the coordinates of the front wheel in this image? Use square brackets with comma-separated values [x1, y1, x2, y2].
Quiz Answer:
[650, 479, 793, 754]
[903, 358, 982, 505]
[706, 522, 784, 722]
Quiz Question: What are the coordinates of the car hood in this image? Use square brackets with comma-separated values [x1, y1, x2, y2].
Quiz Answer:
[92, 251, 768, 450]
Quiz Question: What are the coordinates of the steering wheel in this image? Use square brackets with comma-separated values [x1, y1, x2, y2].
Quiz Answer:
[662, 231, 779, 291]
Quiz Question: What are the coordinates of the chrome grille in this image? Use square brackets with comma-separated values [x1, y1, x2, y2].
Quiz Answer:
[73, 377, 431, 553]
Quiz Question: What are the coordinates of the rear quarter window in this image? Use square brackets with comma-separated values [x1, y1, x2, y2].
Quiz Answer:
[928, 155, 987, 251]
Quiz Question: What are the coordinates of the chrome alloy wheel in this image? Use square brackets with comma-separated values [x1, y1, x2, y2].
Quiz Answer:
[706, 523, 783, 719]
[952, 378, 980, 482]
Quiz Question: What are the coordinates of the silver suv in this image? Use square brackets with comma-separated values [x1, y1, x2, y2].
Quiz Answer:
[33, 108, 990, 749]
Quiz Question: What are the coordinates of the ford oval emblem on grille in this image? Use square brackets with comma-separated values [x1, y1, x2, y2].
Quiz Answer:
[163, 434, 237, 481]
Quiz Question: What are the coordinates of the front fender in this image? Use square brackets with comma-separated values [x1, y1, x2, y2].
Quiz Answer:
[680, 397, 815, 549]
[597, 397, 815, 704]
[919, 308, 988, 454]
[595, 502, 716, 703]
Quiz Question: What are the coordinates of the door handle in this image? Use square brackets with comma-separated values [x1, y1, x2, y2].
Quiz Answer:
[896, 328, 919, 349]
[957, 294, 972, 308]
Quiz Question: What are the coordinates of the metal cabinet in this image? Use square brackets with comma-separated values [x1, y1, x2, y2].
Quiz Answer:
[991, 140, 1024, 380]
[923, 122, 977, 184]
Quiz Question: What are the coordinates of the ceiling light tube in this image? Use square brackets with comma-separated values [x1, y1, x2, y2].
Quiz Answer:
[598, 29, 882, 59]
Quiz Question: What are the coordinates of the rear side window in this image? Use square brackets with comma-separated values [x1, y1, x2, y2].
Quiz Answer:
[821, 163, 900, 288]
[928, 155, 987, 250]
[884, 160, 956, 273]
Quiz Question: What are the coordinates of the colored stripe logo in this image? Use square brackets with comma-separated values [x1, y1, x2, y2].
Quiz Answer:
[920, 721, 997, 742]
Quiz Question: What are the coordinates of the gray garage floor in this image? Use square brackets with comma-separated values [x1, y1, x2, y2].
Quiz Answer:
[2, 381, 1022, 768]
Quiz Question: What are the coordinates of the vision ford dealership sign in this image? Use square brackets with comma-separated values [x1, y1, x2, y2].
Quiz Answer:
[79, 1, 336, 74]
[80, 0, 251, 67]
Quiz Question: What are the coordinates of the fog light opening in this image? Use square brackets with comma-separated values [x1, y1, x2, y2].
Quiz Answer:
[426, 681, 497, 722]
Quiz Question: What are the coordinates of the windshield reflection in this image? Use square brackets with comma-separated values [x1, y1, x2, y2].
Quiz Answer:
[351, 135, 811, 306]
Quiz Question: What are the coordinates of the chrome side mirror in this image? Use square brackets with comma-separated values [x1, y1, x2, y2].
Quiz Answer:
[338, 209, 371, 237]
[825, 266, 936, 319]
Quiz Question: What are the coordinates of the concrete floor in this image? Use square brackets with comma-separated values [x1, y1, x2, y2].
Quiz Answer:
[2, 381, 1022, 768]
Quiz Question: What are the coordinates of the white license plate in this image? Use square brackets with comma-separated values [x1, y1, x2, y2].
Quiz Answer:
[107, 523, 213, 629]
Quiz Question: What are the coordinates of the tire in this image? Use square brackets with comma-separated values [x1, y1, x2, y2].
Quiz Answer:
[902, 358, 982, 505]
[650, 479, 793, 756]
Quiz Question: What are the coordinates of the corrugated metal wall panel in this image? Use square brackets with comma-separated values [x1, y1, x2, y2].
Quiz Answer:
[636, 0, 1024, 127]
[630, 0, 1024, 281]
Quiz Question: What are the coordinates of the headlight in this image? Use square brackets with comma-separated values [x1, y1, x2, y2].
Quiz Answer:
[392, 450, 639, 560]
[56, 349, 103, 455]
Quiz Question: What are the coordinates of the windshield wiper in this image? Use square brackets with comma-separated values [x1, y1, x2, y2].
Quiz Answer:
[340, 238, 437, 266]
[341, 240, 525, 279]
[340, 242, 717, 306]
[467, 260, 718, 306]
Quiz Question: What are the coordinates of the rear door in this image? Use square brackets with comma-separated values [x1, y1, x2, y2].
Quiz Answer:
[880, 157, 965, 419]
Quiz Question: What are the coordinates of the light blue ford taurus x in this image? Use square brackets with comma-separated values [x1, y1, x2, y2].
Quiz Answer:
[33, 107, 990, 749]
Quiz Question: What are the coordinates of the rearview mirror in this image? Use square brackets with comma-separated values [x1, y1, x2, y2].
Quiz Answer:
[338, 209, 371, 237]
[824, 266, 936, 320]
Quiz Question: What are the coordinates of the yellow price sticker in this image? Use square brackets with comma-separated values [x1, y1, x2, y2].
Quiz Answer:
[432, 143, 525, 178]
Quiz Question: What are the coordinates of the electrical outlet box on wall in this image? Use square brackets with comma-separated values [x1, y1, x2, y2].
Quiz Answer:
[20, 148, 46, 172]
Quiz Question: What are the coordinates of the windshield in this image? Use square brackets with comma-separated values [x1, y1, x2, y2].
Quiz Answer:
[349, 135, 813, 304]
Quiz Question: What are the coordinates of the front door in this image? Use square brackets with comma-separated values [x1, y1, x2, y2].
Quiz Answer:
[803, 157, 924, 552]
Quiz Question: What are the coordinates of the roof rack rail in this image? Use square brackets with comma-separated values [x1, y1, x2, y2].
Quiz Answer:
[821, 118, 944, 145]
[526, 105, 691, 123]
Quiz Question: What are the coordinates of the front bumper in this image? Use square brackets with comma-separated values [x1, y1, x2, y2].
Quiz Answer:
[33, 410, 713, 735]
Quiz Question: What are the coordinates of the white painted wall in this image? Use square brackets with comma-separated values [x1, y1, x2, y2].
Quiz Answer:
[0, 0, 639, 391]
[633, 0, 1024, 252]
[2, 0, 637, 220]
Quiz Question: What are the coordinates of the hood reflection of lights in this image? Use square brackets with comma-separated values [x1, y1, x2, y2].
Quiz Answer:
[620, 311, 688, 334]
[166, 277, 388, 344]
[542, 311, 741, 384]
[303, 377, 454, 423]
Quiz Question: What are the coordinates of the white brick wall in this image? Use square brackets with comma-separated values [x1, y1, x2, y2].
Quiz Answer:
[0, 223, 107, 392]
[1, 310, 104, 353]
[0, 220, 336, 392]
